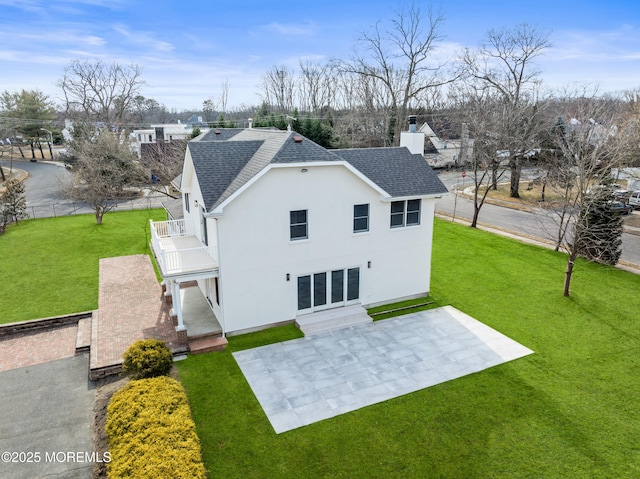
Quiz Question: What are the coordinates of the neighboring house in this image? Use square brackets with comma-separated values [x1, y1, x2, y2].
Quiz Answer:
[150, 127, 448, 339]
[401, 116, 473, 168]
[184, 115, 209, 129]
[131, 124, 190, 159]
[612, 168, 640, 191]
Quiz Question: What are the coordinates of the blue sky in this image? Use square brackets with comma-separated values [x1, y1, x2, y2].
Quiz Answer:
[1, 0, 639, 112]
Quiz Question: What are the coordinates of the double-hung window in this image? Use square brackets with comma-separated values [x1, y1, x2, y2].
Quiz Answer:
[290, 210, 308, 240]
[390, 199, 421, 228]
[353, 204, 369, 233]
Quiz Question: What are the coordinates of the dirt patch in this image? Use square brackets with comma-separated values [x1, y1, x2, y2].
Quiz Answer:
[91, 375, 128, 479]
[90, 367, 182, 478]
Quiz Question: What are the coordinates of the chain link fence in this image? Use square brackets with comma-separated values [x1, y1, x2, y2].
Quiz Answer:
[25, 194, 169, 219]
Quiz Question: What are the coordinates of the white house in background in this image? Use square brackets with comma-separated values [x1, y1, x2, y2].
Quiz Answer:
[150, 127, 448, 338]
[131, 124, 191, 159]
[401, 116, 473, 168]
[612, 168, 640, 191]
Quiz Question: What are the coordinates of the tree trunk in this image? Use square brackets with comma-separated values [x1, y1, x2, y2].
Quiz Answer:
[18, 145, 25, 158]
[0, 165, 5, 181]
[37, 141, 45, 159]
[95, 208, 104, 225]
[47, 141, 53, 159]
[563, 258, 574, 297]
[510, 159, 521, 198]
[471, 207, 480, 228]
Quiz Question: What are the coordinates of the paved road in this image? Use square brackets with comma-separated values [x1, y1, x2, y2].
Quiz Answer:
[1, 159, 168, 218]
[0, 354, 96, 479]
[435, 171, 640, 268]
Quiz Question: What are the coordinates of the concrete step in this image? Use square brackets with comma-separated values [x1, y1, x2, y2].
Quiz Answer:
[295, 305, 372, 336]
[75, 316, 92, 352]
[189, 336, 228, 354]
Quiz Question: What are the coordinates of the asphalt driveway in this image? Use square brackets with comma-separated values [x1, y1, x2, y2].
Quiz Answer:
[0, 354, 96, 479]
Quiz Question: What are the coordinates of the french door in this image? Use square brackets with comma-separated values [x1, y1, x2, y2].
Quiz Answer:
[297, 267, 360, 313]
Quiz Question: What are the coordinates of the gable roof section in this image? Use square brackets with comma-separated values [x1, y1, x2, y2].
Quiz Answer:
[188, 140, 263, 210]
[335, 147, 448, 198]
[189, 129, 448, 213]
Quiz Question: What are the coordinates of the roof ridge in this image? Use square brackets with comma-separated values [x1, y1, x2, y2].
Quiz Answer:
[211, 131, 292, 210]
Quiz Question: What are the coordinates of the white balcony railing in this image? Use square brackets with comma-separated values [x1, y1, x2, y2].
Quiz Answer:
[153, 218, 187, 237]
[150, 219, 218, 276]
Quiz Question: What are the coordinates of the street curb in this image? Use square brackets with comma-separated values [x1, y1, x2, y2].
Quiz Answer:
[0, 167, 28, 194]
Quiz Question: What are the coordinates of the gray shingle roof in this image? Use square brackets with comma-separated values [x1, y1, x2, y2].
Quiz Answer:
[334, 147, 449, 198]
[188, 128, 448, 212]
[200, 128, 244, 141]
[161, 197, 184, 220]
[188, 140, 263, 210]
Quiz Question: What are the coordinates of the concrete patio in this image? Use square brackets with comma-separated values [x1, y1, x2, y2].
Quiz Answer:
[233, 306, 533, 434]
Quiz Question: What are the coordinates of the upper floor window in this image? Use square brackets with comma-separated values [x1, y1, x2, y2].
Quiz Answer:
[290, 210, 308, 240]
[353, 204, 369, 233]
[390, 199, 421, 228]
[185, 193, 190, 213]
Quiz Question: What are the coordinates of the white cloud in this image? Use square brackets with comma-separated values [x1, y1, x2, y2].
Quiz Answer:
[547, 25, 640, 62]
[264, 22, 316, 36]
[112, 24, 174, 52]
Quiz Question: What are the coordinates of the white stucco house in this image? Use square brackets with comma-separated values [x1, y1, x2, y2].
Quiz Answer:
[150, 127, 448, 339]
[131, 124, 191, 159]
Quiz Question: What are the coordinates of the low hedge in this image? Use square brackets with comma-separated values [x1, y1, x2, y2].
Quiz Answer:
[106, 376, 206, 479]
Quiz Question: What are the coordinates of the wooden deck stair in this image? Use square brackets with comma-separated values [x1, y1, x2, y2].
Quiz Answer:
[295, 305, 372, 336]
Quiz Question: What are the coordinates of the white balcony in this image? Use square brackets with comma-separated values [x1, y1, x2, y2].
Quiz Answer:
[150, 219, 218, 277]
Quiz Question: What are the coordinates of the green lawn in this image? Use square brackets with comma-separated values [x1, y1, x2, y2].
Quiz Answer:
[178, 218, 640, 478]
[0, 209, 165, 323]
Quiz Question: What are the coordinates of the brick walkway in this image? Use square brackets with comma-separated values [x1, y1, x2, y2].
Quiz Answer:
[90, 254, 182, 378]
[0, 325, 77, 372]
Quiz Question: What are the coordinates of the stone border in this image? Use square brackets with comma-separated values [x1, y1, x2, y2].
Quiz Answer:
[0, 311, 93, 337]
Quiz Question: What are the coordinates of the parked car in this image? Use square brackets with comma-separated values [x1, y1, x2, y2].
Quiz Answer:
[628, 191, 640, 209]
[614, 189, 632, 202]
[607, 201, 633, 215]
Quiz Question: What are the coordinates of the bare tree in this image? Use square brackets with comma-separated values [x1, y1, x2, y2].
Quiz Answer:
[140, 140, 186, 192]
[539, 93, 631, 296]
[463, 23, 551, 198]
[59, 130, 144, 224]
[220, 78, 230, 115]
[450, 86, 512, 227]
[339, 2, 457, 145]
[258, 65, 296, 113]
[58, 59, 144, 125]
[298, 60, 335, 113]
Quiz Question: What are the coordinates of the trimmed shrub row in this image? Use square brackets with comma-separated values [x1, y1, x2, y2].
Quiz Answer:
[106, 376, 206, 479]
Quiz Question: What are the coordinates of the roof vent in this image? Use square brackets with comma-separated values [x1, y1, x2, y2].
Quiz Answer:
[293, 135, 303, 143]
[214, 129, 221, 135]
